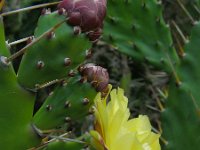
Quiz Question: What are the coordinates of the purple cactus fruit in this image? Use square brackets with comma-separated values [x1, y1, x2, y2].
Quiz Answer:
[79, 63, 109, 92]
[58, 0, 107, 32]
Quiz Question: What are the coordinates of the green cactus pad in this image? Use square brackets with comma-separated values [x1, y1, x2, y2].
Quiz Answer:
[33, 76, 97, 130]
[0, 17, 40, 149]
[104, 0, 179, 71]
[162, 21, 200, 150]
[17, 12, 91, 89]
[43, 140, 83, 150]
[178, 21, 200, 106]
[162, 83, 200, 150]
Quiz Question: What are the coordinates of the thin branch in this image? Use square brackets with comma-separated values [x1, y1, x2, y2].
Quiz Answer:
[1, 1, 60, 17]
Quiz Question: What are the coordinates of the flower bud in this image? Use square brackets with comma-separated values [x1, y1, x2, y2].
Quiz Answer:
[79, 63, 109, 92]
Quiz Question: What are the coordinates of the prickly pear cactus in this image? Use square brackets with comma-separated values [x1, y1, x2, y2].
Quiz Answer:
[104, 0, 179, 71]
[33, 75, 97, 130]
[0, 17, 40, 149]
[103, 0, 200, 149]
[0, 0, 108, 149]
[162, 21, 200, 150]
[44, 140, 84, 150]
[2, 0, 200, 149]
[17, 12, 92, 89]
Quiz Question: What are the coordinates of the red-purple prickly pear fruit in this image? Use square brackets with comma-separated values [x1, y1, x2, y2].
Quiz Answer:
[79, 63, 109, 93]
[58, 0, 107, 32]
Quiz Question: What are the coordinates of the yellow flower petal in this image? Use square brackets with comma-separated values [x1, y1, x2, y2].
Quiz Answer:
[90, 86, 161, 150]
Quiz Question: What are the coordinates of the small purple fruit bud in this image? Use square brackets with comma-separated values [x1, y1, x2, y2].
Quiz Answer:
[58, 0, 107, 32]
[79, 63, 109, 92]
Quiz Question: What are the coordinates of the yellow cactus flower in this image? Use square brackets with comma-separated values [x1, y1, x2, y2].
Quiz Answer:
[0, 0, 5, 11]
[90, 86, 161, 150]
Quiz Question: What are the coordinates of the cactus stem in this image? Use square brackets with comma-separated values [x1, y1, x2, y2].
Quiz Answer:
[8, 36, 34, 47]
[176, 0, 195, 24]
[171, 20, 188, 44]
[6, 19, 67, 63]
[1, 1, 60, 17]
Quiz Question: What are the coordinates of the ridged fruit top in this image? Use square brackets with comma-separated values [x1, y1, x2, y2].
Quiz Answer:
[58, 0, 107, 32]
